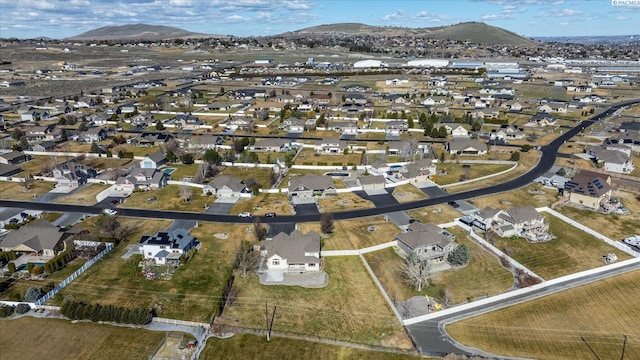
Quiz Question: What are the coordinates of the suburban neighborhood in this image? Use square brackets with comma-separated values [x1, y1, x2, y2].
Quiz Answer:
[1, 11, 640, 360]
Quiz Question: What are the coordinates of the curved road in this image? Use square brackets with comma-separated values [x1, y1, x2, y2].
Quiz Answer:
[1, 98, 637, 224]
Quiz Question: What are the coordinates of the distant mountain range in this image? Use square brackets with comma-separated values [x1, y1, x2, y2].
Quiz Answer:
[287, 22, 537, 46]
[65, 24, 225, 41]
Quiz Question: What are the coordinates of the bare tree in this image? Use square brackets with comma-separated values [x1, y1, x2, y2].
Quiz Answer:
[400, 252, 432, 292]
[192, 163, 207, 184]
[99, 216, 136, 245]
[441, 287, 454, 308]
[320, 212, 334, 234]
[235, 240, 260, 277]
[180, 184, 192, 203]
[253, 217, 268, 241]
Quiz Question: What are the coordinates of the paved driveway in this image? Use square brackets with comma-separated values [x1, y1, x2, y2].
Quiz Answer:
[293, 203, 320, 216]
[205, 197, 240, 215]
[353, 189, 398, 207]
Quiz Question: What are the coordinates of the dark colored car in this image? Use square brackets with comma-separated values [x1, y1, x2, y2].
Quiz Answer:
[264, 212, 276, 217]
[448, 201, 460, 208]
[110, 199, 119, 206]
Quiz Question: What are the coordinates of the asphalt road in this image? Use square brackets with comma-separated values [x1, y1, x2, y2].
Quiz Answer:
[4, 98, 636, 224]
[406, 258, 640, 357]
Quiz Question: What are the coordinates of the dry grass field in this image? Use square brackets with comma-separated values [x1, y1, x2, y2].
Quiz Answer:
[407, 205, 462, 225]
[230, 193, 294, 216]
[297, 216, 400, 250]
[221, 256, 411, 347]
[364, 226, 513, 304]
[121, 185, 209, 212]
[491, 214, 632, 280]
[0, 317, 166, 360]
[54, 184, 110, 205]
[218, 166, 273, 189]
[201, 333, 425, 360]
[468, 183, 559, 210]
[0, 180, 55, 200]
[316, 192, 375, 213]
[557, 190, 640, 241]
[295, 148, 362, 167]
[392, 184, 428, 203]
[435, 163, 513, 186]
[447, 270, 640, 360]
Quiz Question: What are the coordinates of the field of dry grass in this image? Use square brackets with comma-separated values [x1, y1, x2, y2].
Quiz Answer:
[435, 163, 513, 186]
[221, 256, 411, 347]
[447, 270, 640, 360]
[218, 166, 273, 189]
[0, 180, 55, 200]
[468, 183, 559, 210]
[54, 184, 110, 205]
[392, 184, 428, 203]
[364, 226, 513, 304]
[491, 214, 632, 279]
[0, 317, 166, 360]
[407, 205, 462, 225]
[317, 192, 375, 213]
[230, 193, 294, 216]
[297, 216, 400, 250]
[557, 190, 640, 240]
[121, 185, 209, 212]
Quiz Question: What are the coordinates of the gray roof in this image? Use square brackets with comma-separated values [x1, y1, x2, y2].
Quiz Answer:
[0, 151, 27, 161]
[207, 175, 246, 192]
[395, 222, 453, 250]
[500, 206, 542, 224]
[476, 207, 502, 220]
[265, 230, 320, 264]
[147, 151, 166, 163]
[139, 228, 195, 252]
[448, 139, 487, 151]
[0, 219, 67, 252]
[288, 174, 334, 192]
[358, 175, 385, 186]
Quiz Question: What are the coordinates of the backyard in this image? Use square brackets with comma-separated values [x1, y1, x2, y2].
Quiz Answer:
[221, 256, 411, 347]
[447, 270, 640, 360]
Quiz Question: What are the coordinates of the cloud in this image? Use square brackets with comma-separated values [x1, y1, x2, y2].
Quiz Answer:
[225, 15, 247, 23]
[537, 8, 582, 17]
[382, 10, 406, 21]
[481, 13, 514, 20]
[559, 21, 569, 25]
[283, 0, 311, 10]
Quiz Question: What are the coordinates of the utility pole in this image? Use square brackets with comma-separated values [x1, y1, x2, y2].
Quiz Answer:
[620, 334, 627, 360]
[265, 300, 270, 341]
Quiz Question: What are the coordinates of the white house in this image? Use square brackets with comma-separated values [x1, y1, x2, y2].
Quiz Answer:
[138, 229, 197, 265]
[262, 230, 321, 273]
[140, 151, 167, 169]
[446, 139, 488, 155]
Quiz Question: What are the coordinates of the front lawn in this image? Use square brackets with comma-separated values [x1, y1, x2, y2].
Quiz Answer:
[54, 184, 110, 205]
[229, 193, 294, 216]
[316, 192, 375, 213]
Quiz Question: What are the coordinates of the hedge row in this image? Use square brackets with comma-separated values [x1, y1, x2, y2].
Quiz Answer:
[61, 300, 153, 325]
[44, 247, 74, 273]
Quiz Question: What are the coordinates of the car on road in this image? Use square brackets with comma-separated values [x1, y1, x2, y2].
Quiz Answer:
[238, 212, 252, 218]
[447, 201, 460, 208]
[264, 212, 276, 217]
[103, 209, 118, 216]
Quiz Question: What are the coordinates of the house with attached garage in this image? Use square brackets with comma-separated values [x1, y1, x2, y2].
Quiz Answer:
[563, 170, 612, 211]
[52, 161, 97, 187]
[202, 175, 251, 197]
[261, 230, 321, 273]
[140, 151, 167, 169]
[138, 228, 197, 265]
[398, 158, 436, 182]
[315, 138, 347, 154]
[279, 117, 305, 132]
[288, 174, 335, 200]
[357, 175, 386, 190]
[0, 151, 31, 165]
[529, 112, 557, 127]
[386, 120, 408, 137]
[0, 219, 72, 257]
[330, 120, 359, 136]
[80, 127, 107, 143]
[586, 146, 635, 174]
[394, 222, 457, 264]
[490, 125, 525, 141]
[446, 138, 488, 155]
[471, 206, 552, 242]
[440, 123, 469, 138]
[249, 138, 291, 152]
[115, 168, 169, 191]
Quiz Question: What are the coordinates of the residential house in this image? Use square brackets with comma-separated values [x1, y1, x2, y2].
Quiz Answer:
[471, 107, 501, 120]
[446, 139, 488, 155]
[398, 159, 436, 182]
[0, 151, 31, 165]
[138, 229, 197, 265]
[422, 96, 447, 107]
[529, 112, 557, 127]
[175, 114, 205, 130]
[186, 134, 222, 150]
[135, 132, 173, 146]
[0, 219, 71, 257]
[249, 138, 291, 152]
[394, 222, 456, 264]
[470, 206, 552, 242]
[388, 139, 421, 158]
[385, 120, 408, 137]
[279, 117, 305, 133]
[331, 121, 359, 136]
[586, 146, 635, 174]
[80, 127, 107, 143]
[25, 125, 62, 143]
[227, 117, 254, 131]
[344, 93, 368, 105]
[52, 161, 97, 187]
[262, 230, 321, 273]
[288, 174, 336, 199]
[490, 125, 525, 141]
[31, 141, 57, 152]
[440, 123, 469, 138]
[202, 175, 251, 197]
[564, 170, 612, 211]
[115, 168, 169, 191]
[315, 138, 346, 154]
[0, 163, 23, 177]
[357, 175, 386, 190]
[140, 151, 167, 169]
[501, 100, 523, 112]
[539, 101, 567, 113]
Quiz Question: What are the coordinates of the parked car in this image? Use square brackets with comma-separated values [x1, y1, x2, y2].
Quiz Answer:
[238, 212, 252, 218]
[264, 212, 276, 217]
[447, 201, 460, 208]
[103, 209, 118, 216]
[110, 199, 119, 206]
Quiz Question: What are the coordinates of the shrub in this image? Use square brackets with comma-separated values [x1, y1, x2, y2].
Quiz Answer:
[24, 286, 45, 302]
[0, 304, 14, 317]
[15, 303, 31, 314]
[448, 244, 471, 266]
[8, 262, 16, 274]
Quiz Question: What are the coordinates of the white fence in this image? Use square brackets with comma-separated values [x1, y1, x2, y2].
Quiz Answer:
[0, 176, 25, 183]
[152, 317, 208, 328]
[34, 242, 114, 306]
[322, 241, 398, 257]
[538, 207, 640, 257]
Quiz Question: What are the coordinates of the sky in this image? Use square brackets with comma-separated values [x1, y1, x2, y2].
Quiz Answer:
[0, 0, 638, 39]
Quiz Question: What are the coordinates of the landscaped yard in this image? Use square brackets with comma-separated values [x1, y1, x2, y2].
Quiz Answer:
[229, 193, 294, 216]
[297, 216, 400, 250]
[54, 184, 110, 205]
[363, 226, 513, 304]
[490, 214, 633, 280]
[316, 192, 375, 213]
[0, 180, 55, 200]
[557, 190, 640, 241]
[407, 205, 461, 225]
[165, 163, 200, 181]
[221, 256, 410, 347]
[121, 185, 209, 212]
[201, 333, 424, 360]
[0, 317, 167, 360]
[447, 270, 640, 360]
